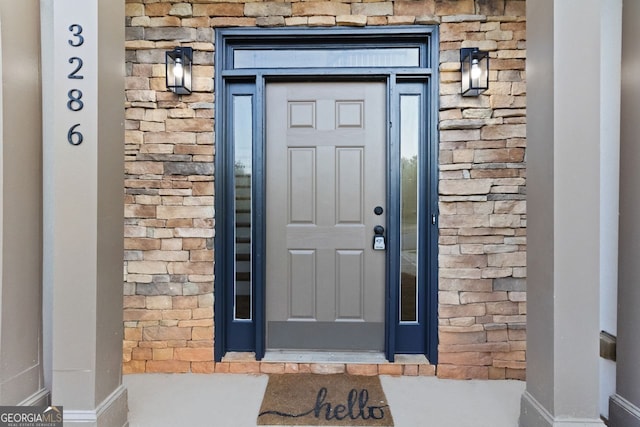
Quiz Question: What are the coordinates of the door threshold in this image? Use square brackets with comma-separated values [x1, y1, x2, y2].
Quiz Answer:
[262, 350, 388, 364]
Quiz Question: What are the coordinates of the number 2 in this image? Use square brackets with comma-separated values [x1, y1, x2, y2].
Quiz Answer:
[68, 57, 84, 79]
[68, 24, 84, 47]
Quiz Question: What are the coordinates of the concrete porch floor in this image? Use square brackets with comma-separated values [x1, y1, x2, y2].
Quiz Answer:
[124, 373, 525, 427]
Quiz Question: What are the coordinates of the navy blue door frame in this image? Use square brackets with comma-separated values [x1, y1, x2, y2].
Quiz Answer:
[214, 27, 439, 364]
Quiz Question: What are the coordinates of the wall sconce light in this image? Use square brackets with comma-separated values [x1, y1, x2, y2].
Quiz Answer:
[460, 48, 489, 96]
[166, 47, 193, 95]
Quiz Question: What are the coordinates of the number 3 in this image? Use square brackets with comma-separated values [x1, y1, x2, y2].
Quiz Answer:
[68, 24, 84, 47]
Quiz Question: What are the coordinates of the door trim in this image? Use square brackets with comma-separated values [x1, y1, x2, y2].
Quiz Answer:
[214, 27, 439, 363]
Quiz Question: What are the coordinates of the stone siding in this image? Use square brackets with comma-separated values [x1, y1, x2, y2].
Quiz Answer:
[123, 0, 526, 379]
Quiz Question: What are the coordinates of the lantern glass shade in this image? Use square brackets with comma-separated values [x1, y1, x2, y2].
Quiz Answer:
[166, 47, 192, 95]
[460, 48, 489, 96]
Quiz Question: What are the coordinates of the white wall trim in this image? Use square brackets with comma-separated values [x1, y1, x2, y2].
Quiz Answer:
[521, 391, 554, 427]
[520, 391, 606, 427]
[63, 385, 128, 427]
[18, 388, 50, 406]
[609, 394, 640, 427]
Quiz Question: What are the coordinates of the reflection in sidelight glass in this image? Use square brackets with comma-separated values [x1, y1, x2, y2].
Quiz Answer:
[234, 95, 253, 320]
[400, 95, 420, 323]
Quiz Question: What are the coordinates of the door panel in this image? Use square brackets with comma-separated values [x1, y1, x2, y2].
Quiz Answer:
[336, 148, 364, 223]
[336, 250, 364, 319]
[288, 148, 315, 223]
[266, 81, 386, 351]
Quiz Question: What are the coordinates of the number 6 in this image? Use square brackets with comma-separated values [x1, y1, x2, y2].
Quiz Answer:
[68, 124, 83, 145]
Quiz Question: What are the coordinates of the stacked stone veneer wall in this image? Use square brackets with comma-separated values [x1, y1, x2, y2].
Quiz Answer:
[123, 0, 526, 379]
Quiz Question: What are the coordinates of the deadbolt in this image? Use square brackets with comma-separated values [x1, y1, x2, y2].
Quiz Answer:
[374, 206, 384, 215]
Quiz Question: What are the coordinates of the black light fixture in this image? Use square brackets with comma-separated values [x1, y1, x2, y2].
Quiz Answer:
[166, 47, 193, 95]
[460, 48, 489, 96]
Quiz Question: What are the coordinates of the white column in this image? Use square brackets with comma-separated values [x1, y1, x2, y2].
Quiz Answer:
[41, 0, 127, 425]
[521, 0, 621, 426]
[598, 0, 622, 421]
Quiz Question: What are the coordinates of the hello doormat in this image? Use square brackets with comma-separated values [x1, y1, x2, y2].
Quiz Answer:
[257, 374, 394, 426]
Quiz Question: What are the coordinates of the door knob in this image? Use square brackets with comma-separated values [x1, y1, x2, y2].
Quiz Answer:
[373, 225, 385, 251]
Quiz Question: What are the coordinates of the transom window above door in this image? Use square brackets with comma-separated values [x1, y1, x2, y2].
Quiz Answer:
[217, 28, 436, 73]
[233, 47, 421, 69]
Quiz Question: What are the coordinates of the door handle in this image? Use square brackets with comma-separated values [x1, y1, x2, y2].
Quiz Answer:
[373, 225, 386, 250]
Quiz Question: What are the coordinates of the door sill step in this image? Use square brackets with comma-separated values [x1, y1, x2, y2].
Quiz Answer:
[262, 351, 387, 364]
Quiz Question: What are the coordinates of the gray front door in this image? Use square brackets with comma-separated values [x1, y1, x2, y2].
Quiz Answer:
[265, 81, 387, 351]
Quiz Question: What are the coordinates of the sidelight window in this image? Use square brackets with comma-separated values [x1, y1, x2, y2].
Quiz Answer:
[233, 95, 253, 321]
[399, 94, 421, 323]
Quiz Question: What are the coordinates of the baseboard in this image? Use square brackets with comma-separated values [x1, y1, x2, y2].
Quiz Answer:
[609, 394, 640, 427]
[63, 385, 128, 427]
[18, 388, 50, 406]
[520, 391, 606, 427]
[520, 391, 554, 427]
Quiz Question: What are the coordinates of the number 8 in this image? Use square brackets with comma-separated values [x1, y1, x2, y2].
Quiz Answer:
[67, 89, 84, 111]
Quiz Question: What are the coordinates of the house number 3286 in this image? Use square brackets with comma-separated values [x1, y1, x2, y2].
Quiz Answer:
[67, 24, 84, 145]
